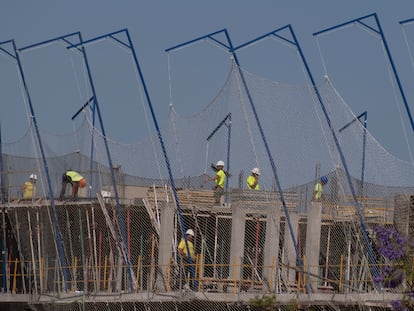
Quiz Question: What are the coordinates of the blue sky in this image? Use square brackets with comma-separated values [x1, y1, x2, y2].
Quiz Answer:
[1, 1, 414, 162]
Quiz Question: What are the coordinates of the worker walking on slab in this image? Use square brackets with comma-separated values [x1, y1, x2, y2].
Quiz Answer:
[247, 167, 261, 190]
[178, 228, 196, 290]
[58, 170, 87, 200]
[205, 160, 226, 204]
[314, 175, 328, 201]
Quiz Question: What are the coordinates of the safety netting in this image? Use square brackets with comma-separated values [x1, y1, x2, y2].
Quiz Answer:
[1, 50, 414, 311]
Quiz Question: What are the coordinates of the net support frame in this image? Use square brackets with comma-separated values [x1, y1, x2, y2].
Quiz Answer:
[234, 23, 378, 282]
[314, 13, 414, 134]
[2, 38, 70, 289]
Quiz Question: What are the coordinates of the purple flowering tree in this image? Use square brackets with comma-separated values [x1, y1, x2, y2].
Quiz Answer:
[374, 225, 414, 310]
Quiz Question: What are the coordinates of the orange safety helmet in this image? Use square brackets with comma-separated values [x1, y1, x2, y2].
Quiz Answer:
[79, 178, 87, 188]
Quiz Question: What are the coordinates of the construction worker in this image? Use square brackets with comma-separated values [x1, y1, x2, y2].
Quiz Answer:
[59, 170, 87, 200]
[247, 167, 261, 190]
[205, 160, 226, 204]
[314, 175, 328, 201]
[177, 228, 196, 290]
[22, 174, 37, 199]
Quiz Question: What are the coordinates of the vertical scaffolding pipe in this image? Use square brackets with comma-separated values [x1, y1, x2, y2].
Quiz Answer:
[1, 207, 6, 292]
[27, 210, 37, 295]
[65, 209, 75, 290]
[79, 208, 86, 292]
[0, 123, 5, 292]
[13, 210, 26, 294]
[313, 15, 409, 278]
[0, 122, 5, 204]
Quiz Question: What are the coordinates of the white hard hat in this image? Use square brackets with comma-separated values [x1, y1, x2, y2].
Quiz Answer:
[251, 168, 261, 175]
[216, 160, 225, 167]
[185, 229, 194, 237]
[29, 174, 37, 180]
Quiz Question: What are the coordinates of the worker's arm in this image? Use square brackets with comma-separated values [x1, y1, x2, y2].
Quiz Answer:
[204, 173, 219, 184]
[178, 240, 186, 258]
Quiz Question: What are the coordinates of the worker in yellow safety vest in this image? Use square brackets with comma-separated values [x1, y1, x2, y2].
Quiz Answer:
[314, 175, 328, 201]
[59, 170, 87, 200]
[204, 160, 226, 204]
[22, 174, 37, 199]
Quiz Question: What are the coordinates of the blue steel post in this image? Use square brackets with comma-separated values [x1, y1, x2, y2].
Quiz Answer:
[72, 31, 135, 291]
[166, 30, 231, 289]
[12, 39, 70, 289]
[231, 27, 307, 275]
[295, 25, 379, 277]
[285, 24, 377, 278]
[314, 13, 414, 278]
[22, 33, 98, 201]
[19, 33, 99, 289]
[123, 29, 200, 289]
[315, 13, 414, 133]
[71, 28, 189, 290]
[234, 24, 378, 284]
[166, 28, 306, 289]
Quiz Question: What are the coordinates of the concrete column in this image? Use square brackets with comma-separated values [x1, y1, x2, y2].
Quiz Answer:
[263, 204, 281, 291]
[283, 211, 299, 286]
[305, 201, 322, 291]
[229, 203, 246, 281]
[156, 202, 174, 291]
